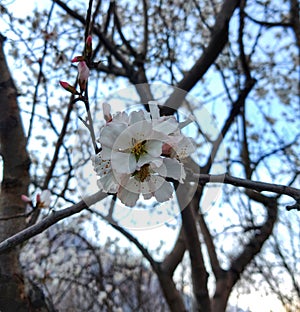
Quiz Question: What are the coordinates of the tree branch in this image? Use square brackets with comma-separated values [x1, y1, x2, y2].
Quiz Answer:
[161, 227, 186, 276]
[192, 173, 300, 206]
[161, 0, 240, 115]
[0, 192, 106, 254]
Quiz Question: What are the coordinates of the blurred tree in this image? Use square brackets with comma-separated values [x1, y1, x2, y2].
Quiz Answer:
[0, 0, 299, 311]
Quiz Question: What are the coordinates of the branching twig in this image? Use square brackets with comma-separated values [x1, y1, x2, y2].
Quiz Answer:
[0, 192, 106, 254]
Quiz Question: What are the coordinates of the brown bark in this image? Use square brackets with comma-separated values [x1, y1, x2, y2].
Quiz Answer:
[181, 201, 211, 311]
[0, 34, 30, 311]
[157, 270, 187, 312]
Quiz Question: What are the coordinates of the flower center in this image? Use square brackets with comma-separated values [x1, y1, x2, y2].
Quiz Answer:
[133, 164, 150, 182]
[131, 140, 147, 161]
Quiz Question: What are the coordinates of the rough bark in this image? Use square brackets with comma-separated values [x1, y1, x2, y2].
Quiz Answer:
[0, 33, 31, 311]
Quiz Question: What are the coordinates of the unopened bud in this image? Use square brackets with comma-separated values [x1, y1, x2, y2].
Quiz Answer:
[21, 194, 32, 204]
[85, 35, 93, 59]
[59, 81, 79, 95]
[71, 55, 85, 63]
[78, 61, 90, 93]
[36, 193, 41, 204]
[103, 102, 112, 122]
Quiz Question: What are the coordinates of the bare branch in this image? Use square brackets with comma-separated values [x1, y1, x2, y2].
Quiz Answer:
[192, 173, 300, 205]
[0, 192, 106, 255]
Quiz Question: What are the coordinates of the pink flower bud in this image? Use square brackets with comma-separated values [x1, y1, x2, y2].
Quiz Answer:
[86, 35, 92, 46]
[59, 81, 79, 95]
[21, 194, 32, 203]
[71, 55, 85, 63]
[103, 103, 112, 123]
[85, 35, 92, 58]
[78, 61, 90, 93]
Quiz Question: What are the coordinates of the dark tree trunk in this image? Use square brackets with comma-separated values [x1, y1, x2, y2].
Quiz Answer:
[0, 33, 31, 311]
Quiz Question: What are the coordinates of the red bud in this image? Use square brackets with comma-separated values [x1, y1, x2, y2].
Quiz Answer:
[71, 56, 85, 63]
[59, 81, 79, 95]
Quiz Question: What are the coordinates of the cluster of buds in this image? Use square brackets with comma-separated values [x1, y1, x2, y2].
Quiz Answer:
[59, 35, 92, 95]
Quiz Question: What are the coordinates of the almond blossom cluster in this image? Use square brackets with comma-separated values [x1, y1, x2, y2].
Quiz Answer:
[92, 101, 195, 207]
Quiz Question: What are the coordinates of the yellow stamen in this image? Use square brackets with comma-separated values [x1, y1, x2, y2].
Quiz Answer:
[131, 140, 147, 160]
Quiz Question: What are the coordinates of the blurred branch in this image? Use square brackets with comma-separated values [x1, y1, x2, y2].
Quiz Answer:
[178, 0, 240, 91]
[53, 0, 140, 81]
[238, 0, 251, 80]
[245, 14, 292, 28]
[180, 197, 211, 311]
[113, 4, 137, 58]
[192, 172, 300, 207]
[141, 0, 149, 59]
[87, 207, 159, 272]
[161, 228, 186, 275]
[203, 77, 256, 173]
[290, 0, 300, 47]
[229, 198, 277, 292]
[198, 207, 222, 279]
[273, 234, 300, 296]
[0, 191, 106, 255]
[161, 0, 240, 115]
[26, 2, 55, 143]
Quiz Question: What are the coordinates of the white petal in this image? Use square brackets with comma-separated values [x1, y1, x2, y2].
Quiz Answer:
[127, 120, 152, 142]
[147, 175, 166, 193]
[150, 157, 164, 168]
[129, 110, 148, 124]
[100, 123, 127, 150]
[153, 117, 178, 134]
[118, 186, 140, 207]
[137, 154, 163, 169]
[40, 190, 51, 207]
[101, 146, 113, 160]
[154, 181, 173, 202]
[148, 101, 160, 119]
[139, 180, 152, 195]
[97, 172, 119, 193]
[137, 153, 156, 168]
[175, 136, 196, 159]
[113, 111, 129, 123]
[143, 192, 153, 200]
[122, 176, 143, 194]
[157, 158, 186, 183]
[145, 140, 163, 157]
[111, 151, 137, 174]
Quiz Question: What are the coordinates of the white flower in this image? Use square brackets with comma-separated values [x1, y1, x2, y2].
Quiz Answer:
[111, 120, 164, 174]
[92, 102, 195, 207]
[37, 190, 51, 208]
